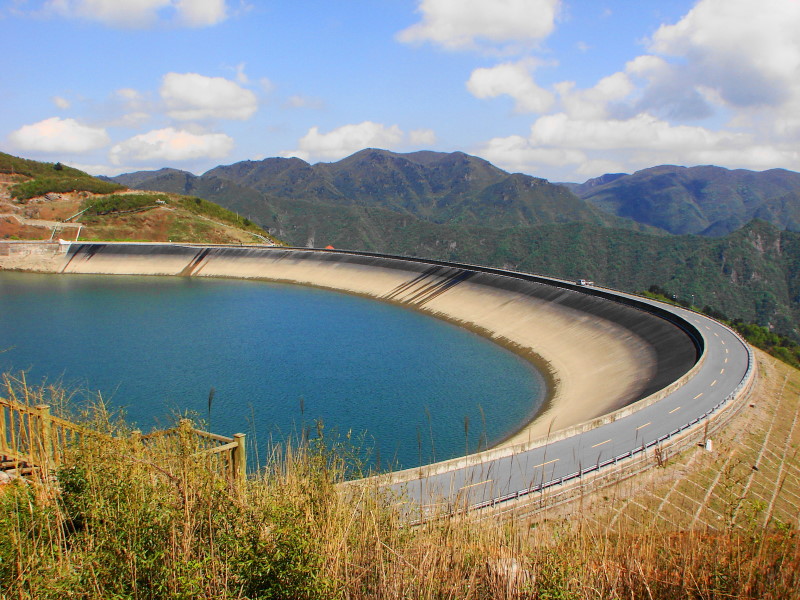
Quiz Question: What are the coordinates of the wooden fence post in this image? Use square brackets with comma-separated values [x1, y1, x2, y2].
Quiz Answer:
[233, 433, 247, 487]
[130, 429, 142, 457]
[0, 399, 7, 455]
[36, 404, 53, 470]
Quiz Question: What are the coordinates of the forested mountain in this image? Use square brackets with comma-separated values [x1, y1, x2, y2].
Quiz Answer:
[570, 165, 800, 236]
[110, 151, 800, 339]
[117, 149, 639, 230]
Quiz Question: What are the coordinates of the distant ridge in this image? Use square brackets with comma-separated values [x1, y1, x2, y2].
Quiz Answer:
[568, 164, 800, 236]
[112, 148, 642, 231]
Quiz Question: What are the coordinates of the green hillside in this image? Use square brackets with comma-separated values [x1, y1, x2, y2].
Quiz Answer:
[0, 151, 125, 199]
[121, 149, 643, 231]
[0, 153, 281, 246]
[575, 164, 800, 235]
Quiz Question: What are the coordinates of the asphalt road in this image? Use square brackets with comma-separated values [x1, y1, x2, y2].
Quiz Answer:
[389, 287, 753, 515]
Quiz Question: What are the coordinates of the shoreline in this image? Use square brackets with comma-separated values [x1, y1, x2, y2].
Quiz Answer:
[0, 242, 695, 455]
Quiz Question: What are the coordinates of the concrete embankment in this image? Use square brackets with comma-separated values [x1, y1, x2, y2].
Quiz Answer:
[0, 241, 700, 446]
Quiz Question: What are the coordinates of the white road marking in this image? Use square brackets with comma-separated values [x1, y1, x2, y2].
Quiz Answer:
[669, 406, 681, 414]
[693, 393, 703, 400]
[636, 422, 651, 431]
[592, 439, 611, 448]
[711, 379, 718, 387]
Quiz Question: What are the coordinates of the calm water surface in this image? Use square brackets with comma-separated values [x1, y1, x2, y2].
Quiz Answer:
[0, 272, 546, 469]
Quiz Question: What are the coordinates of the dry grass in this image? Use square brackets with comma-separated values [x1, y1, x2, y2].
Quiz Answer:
[2, 352, 799, 599]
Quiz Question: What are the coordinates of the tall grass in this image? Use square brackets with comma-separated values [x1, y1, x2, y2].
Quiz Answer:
[1, 378, 798, 599]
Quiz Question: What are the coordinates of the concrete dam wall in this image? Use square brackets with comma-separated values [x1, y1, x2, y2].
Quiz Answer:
[43, 242, 701, 445]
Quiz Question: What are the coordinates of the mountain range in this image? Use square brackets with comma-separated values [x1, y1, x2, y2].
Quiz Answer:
[110, 149, 800, 339]
[563, 165, 800, 236]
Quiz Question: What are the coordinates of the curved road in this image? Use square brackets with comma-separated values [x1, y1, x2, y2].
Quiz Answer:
[385, 281, 753, 515]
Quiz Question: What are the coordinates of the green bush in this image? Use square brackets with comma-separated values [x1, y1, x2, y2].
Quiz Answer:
[83, 193, 168, 215]
[11, 175, 124, 201]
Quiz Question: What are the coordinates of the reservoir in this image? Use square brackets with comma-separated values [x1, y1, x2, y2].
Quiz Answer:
[0, 271, 546, 470]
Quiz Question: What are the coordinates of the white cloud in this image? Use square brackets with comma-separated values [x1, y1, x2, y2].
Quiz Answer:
[116, 112, 152, 128]
[285, 95, 325, 110]
[52, 96, 70, 109]
[397, 0, 561, 52]
[174, 0, 226, 27]
[65, 161, 151, 177]
[233, 62, 249, 85]
[650, 0, 800, 108]
[467, 59, 554, 113]
[285, 122, 404, 161]
[471, 0, 800, 180]
[409, 128, 437, 146]
[283, 121, 434, 162]
[528, 112, 742, 152]
[554, 72, 634, 120]
[639, 0, 800, 126]
[476, 134, 586, 174]
[109, 127, 234, 164]
[9, 117, 110, 153]
[475, 111, 800, 180]
[259, 77, 275, 94]
[43, 0, 228, 28]
[160, 72, 258, 120]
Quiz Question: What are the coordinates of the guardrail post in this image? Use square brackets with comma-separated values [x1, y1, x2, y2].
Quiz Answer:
[36, 404, 53, 470]
[233, 433, 246, 487]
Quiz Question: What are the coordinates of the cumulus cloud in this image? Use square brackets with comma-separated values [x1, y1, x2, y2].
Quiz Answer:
[649, 0, 800, 110]
[43, 0, 228, 28]
[467, 59, 555, 113]
[471, 0, 800, 180]
[528, 112, 741, 151]
[615, 0, 800, 129]
[285, 122, 403, 161]
[160, 72, 258, 121]
[174, 0, 226, 27]
[477, 134, 586, 173]
[52, 96, 70, 109]
[476, 110, 800, 180]
[109, 127, 234, 164]
[409, 128, 437, 146]
[555, 72, 634, 120]
[397, 0, 561, 52]
[283, 121, 436, 162]
[9, 117, 110, 154]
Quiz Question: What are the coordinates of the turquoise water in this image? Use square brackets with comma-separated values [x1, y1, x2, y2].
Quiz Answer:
[0, 272, 546, 470]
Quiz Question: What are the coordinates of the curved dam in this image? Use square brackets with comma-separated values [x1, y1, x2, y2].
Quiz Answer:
[50, 242, 701, 446]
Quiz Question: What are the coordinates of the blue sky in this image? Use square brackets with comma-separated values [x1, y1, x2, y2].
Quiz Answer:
[1, 0, 799, 182]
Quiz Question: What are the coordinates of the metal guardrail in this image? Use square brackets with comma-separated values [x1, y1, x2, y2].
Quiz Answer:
[470, 330, 755, 514]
